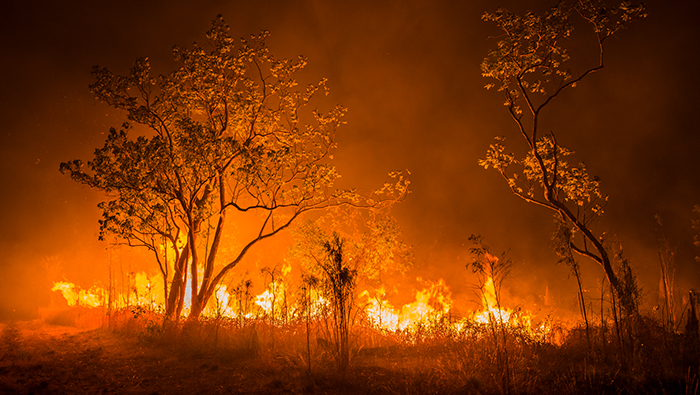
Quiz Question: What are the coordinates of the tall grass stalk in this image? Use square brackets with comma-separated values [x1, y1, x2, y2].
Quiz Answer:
[468, 234, 513, 395]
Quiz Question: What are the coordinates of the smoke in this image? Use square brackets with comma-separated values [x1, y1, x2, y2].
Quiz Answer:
[1, 0, 699, 321]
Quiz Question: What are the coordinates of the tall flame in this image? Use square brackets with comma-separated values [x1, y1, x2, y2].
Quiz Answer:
[362, 278, 453, 332]
[51, 270, 549, 339]
[472, 277, 511, 325]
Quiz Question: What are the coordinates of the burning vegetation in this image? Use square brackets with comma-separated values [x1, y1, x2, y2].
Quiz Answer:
[4, 2, 697, 394]
[37, 228, 700, 394]
[31, 237, 700, 394]
[48, 265, 545, 339]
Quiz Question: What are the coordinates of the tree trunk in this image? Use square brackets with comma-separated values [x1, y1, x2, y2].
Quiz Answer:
[550, 200, 636, 315]
[572, 264, 591, 352]
[166, 246, 190, 319]
[176, 265, 187, 318]
[190, 214, 227, 320]
[189, 298, 204, 320]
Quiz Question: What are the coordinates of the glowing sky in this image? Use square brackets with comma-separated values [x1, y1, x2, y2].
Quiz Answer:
[1, 0, 699, 319]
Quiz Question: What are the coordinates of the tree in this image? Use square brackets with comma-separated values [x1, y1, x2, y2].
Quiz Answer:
[479, 1, 645, 313]
[654, 214, 676, 332]
[310, 207, 412, 281]
[551, 215, 591, 350]
[60, 16, 408, 320]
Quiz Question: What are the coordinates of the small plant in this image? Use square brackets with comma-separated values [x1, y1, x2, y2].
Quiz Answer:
[655, 214, 677, 333]
[299, 273, 320, 373]
[468, 234, 513, 395]
[551, 216, 591, 351]
[317, 233, 357, 372]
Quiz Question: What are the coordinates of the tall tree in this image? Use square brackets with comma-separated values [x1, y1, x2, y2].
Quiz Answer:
[479, 1, 645, 313]
[60, 16, 408, 319]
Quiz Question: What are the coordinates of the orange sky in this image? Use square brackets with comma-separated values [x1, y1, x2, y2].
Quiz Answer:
[1, 0, 699, 320]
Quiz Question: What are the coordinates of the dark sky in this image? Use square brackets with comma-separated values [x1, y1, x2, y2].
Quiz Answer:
[1, 0, 699, 320]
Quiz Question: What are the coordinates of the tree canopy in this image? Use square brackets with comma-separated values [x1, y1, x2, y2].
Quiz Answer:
[479, 1, 646, 313]
[60, 16, 408, 319]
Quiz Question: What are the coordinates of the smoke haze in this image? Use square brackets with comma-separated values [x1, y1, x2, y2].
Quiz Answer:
[1, 0, 699, 320]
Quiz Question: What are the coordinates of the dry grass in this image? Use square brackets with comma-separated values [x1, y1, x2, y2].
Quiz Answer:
[0, 308, 698, 394]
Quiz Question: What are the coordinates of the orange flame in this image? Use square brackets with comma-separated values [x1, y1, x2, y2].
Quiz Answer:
[51, 281, 104, 308]
[362, 278, 453, 332]
[472, 277, 511, 325]
[51, 269, 554, 340]
[362, 287, 399, 331]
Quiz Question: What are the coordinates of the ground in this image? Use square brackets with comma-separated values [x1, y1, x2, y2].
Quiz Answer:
[0, 321, 313, 395]
[2, 313, 697, 395]
[0, 320, 455, 395]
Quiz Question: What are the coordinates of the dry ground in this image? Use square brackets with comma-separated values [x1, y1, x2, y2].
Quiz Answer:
[2, 313, 697, 395]
[0, 320, 462, 395]
[0, 321, 283, 394]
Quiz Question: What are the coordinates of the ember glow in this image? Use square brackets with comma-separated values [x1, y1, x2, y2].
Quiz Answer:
[361, 278, 454, 332]
[52, 270, 548, 339]
[471, 277, 511, 325]
[4, 3, 700, 394]
[51, 281, 104, 308]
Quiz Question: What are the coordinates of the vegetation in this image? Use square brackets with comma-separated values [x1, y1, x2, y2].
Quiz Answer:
[315, 234, 356, 372]
[479, 1, 646, 314]
[7, 297, 698, 395]
[59, 16, 408, 320]
[37, 3, 700, 395]
[38, 212, 698, 394]
[29, 211, 700, 395]
[467, 235, 514, 395]
[289, 208, 412, 371]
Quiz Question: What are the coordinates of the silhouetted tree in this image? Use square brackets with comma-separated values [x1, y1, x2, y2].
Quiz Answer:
[692, 205, 700, 262]
[319, 234, 355, 372]
[60, 16, 408, 320]
[479, 1, 646, 314]
[551, 216, 591, 350]
[654, 214, 677, 332]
